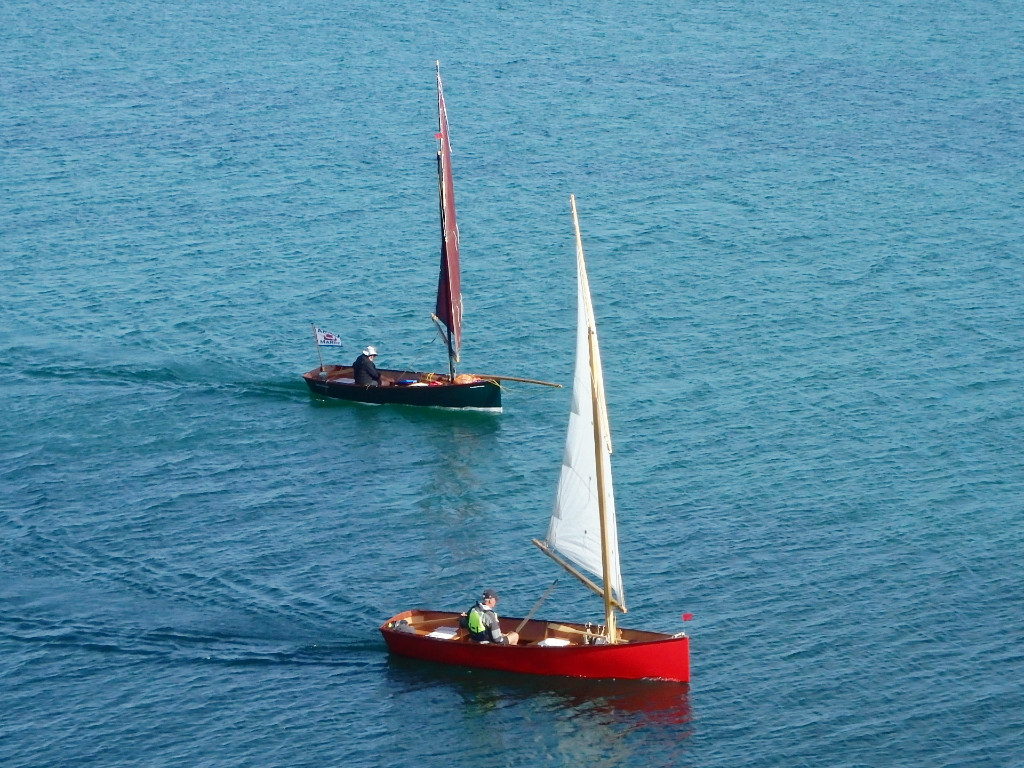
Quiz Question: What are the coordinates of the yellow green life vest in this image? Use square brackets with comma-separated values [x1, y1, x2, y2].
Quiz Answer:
[467, 604, 496, 639]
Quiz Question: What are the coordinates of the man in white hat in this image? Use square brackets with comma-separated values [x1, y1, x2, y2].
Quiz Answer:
[352, 346, 382, 387]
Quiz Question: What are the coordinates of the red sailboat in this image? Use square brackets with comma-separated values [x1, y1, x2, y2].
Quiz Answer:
[380, 196, 691, 682]
[304, 63, 554, 410]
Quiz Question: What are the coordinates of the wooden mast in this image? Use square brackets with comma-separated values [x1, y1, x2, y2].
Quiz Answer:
[435, 60, 461, 381]
[571, 194, 621, 644]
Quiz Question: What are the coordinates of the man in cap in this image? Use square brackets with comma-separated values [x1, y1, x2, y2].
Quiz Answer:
[465, 588, 519, 645]
[352, 346, 383, 387]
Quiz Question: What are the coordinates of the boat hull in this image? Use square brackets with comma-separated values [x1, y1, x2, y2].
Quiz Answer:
[303, 366, 501, 410]
[380, 609, 690, 683]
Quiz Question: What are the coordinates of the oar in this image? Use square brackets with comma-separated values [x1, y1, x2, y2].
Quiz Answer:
[515, 579, 559, 633]
[473, 374, 562, 388]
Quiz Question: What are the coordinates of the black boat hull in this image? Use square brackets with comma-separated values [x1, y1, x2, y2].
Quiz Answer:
[303, 366, 501, 410]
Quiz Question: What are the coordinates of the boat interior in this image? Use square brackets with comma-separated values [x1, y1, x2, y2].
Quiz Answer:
[307, 366, 486, 387]
[386, 610, 673, 647]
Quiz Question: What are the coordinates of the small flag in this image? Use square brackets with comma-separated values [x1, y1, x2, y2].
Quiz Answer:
[314, 327, 343, 347]
[682, 613, 694, 622]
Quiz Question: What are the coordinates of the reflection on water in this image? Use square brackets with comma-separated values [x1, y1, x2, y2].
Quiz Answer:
[307, 391, 503, 430]
[381, 657, 694, 765]
[385, 654, 693, 729]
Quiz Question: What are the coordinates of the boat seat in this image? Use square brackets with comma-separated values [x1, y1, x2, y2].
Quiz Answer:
[426, 626, 461, 640]
[537, 637, 572, 647]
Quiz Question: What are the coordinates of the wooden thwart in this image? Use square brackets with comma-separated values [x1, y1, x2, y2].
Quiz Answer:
[406, 615, 461, 629]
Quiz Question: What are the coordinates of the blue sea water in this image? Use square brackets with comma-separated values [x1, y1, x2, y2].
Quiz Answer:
[2, 0, 1023, 765]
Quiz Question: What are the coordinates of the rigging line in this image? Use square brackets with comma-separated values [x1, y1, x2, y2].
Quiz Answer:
[515, 579, 559, 633]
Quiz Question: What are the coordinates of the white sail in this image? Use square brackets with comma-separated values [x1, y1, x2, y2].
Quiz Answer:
[545, 198, 625, 610]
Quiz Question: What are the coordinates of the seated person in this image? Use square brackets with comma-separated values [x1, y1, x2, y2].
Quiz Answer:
[465, 588, 519, 645]
[352, 346, 382, 386]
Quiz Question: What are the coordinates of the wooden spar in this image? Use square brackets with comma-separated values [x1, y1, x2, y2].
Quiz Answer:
[472, 374, 562, 388]
[515, 578, 559, 633]
[532, 539, 625, 612]
[572, 194, 621, 644]
[591, 324, 618, 644]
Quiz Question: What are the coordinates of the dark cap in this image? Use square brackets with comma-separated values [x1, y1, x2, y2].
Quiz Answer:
[482, 588, 498, 600]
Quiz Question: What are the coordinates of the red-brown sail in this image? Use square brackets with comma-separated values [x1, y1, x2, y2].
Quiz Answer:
[302, 64, 505, 411]
[435, 62, 462, 372]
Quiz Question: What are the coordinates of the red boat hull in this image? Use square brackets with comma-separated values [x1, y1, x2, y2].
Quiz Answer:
[380, 609, 690, 683]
